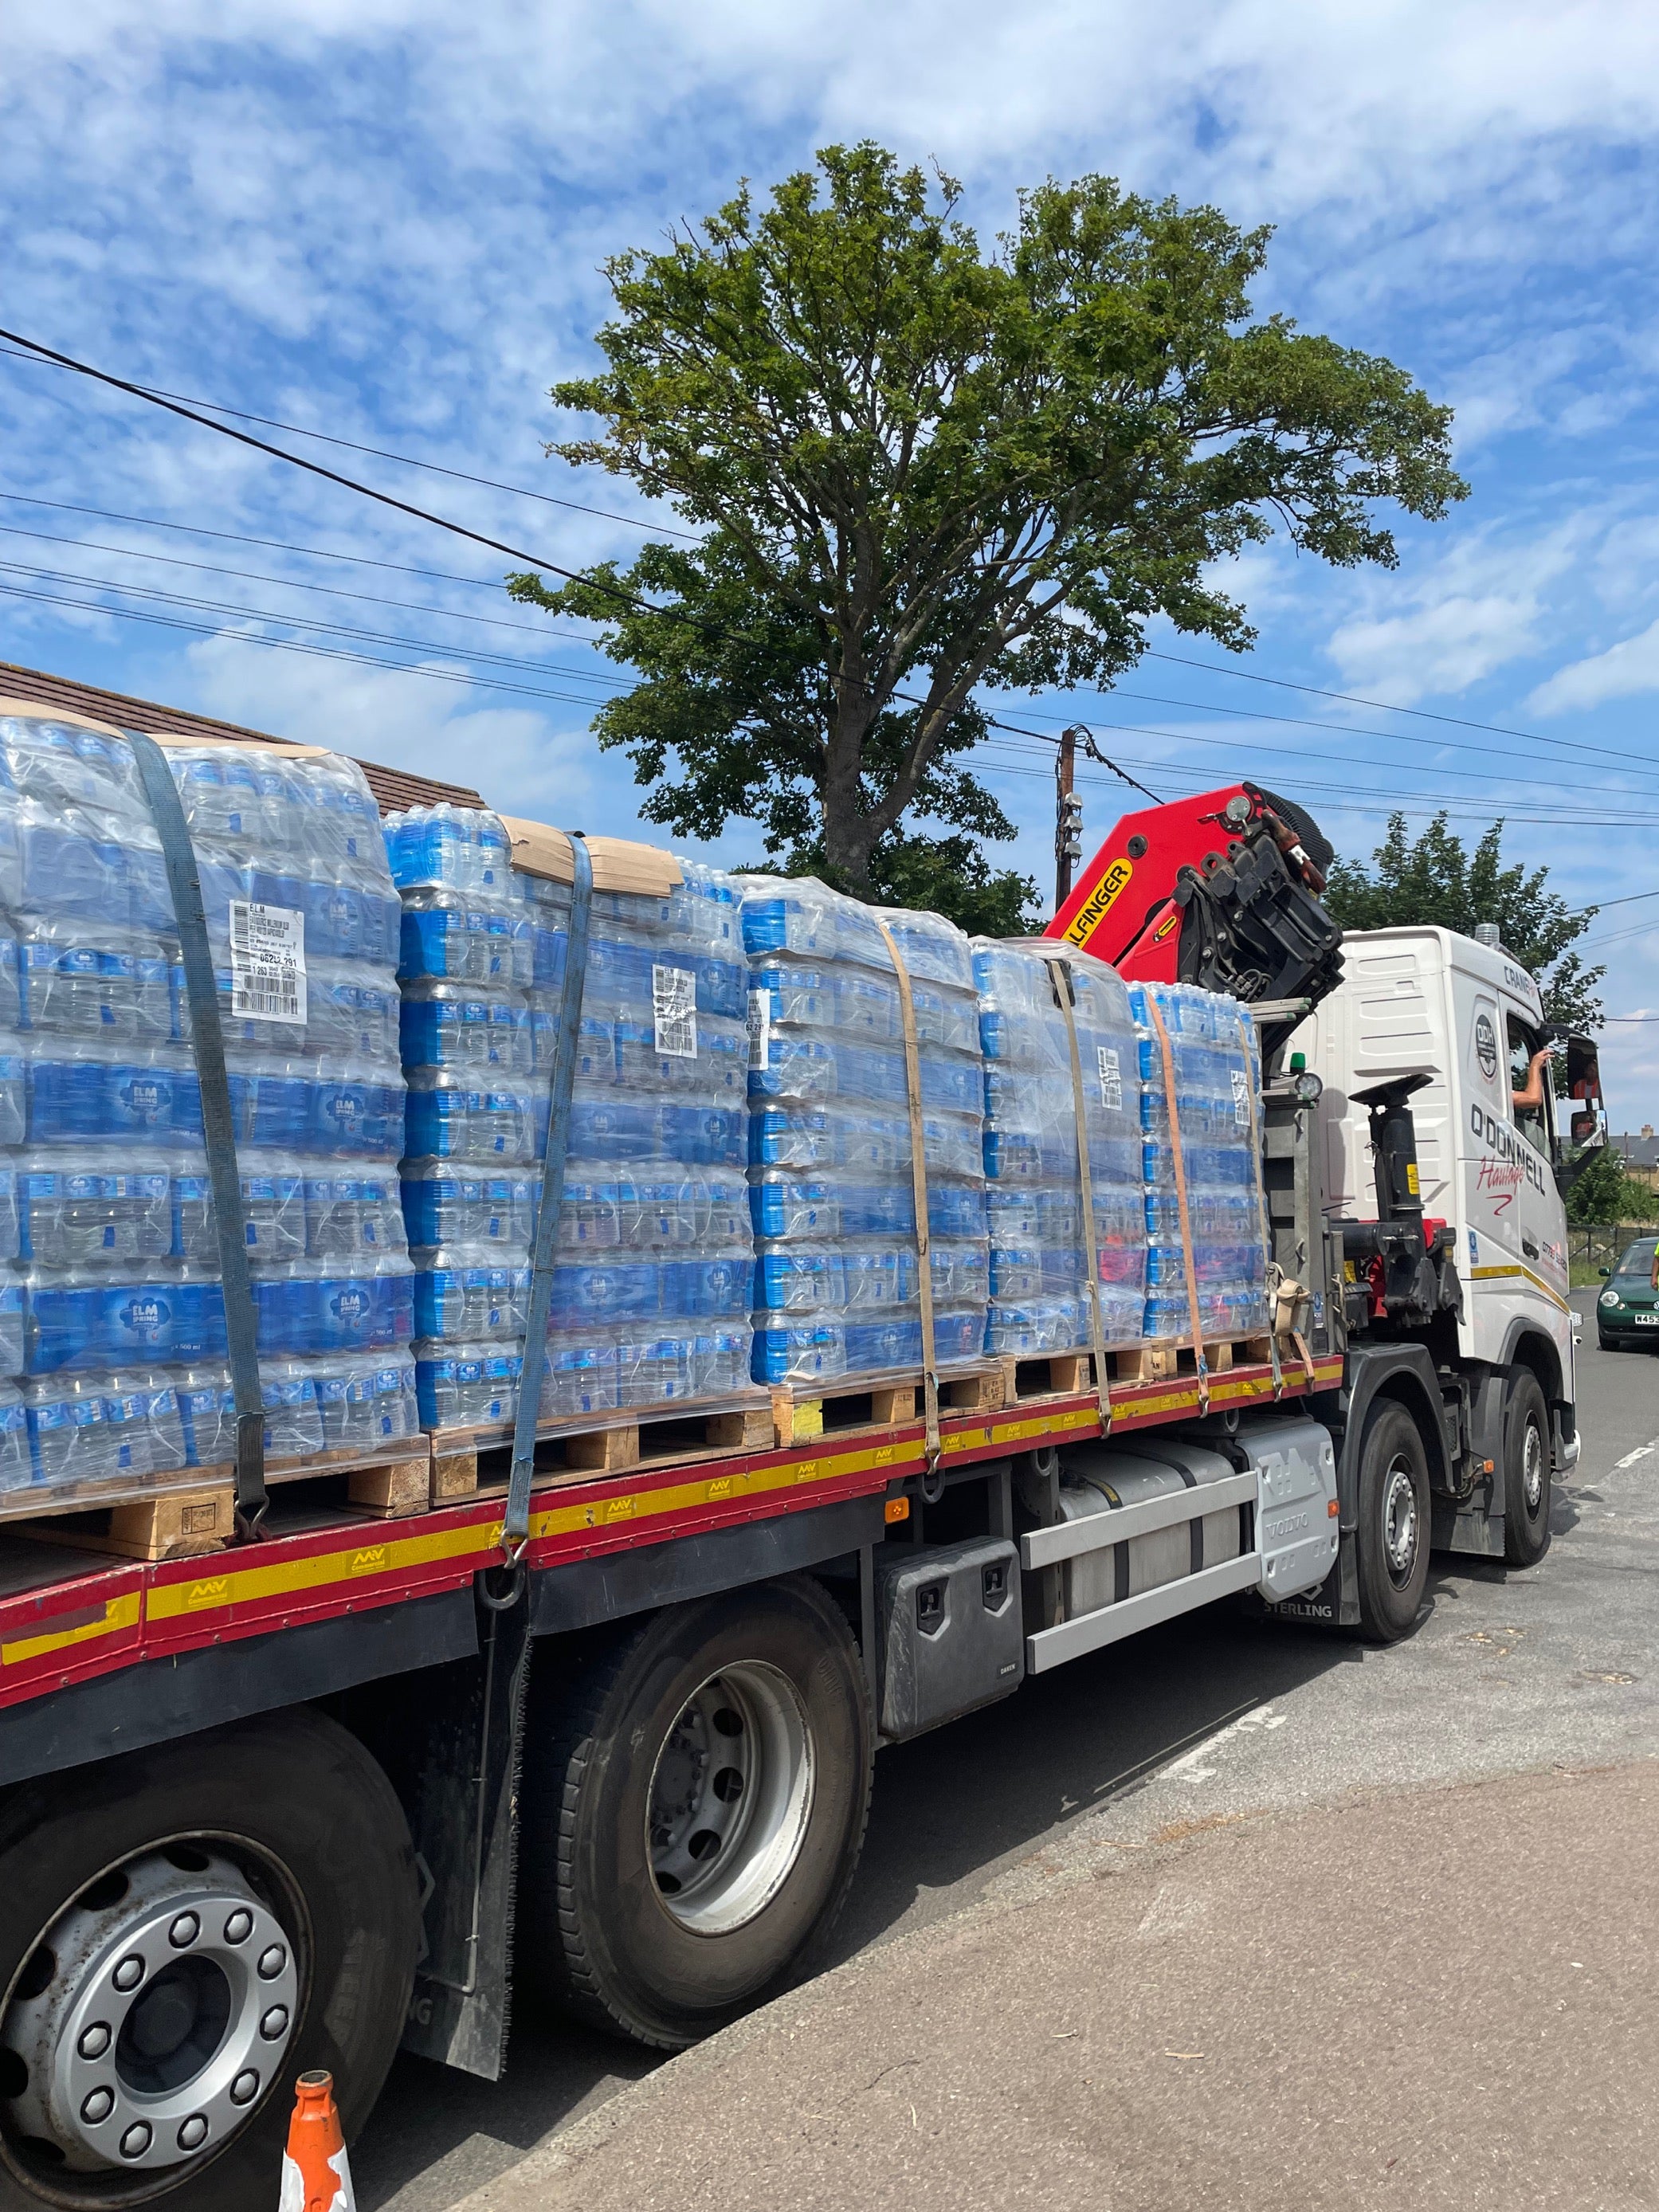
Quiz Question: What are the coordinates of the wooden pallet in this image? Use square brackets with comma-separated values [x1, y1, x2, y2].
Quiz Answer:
[769, 1360, 1013, 1442]
[9, 1437, 435, 1563]
[1110, 1333, 1282, 1386]
[430, 1400, 777, 1504]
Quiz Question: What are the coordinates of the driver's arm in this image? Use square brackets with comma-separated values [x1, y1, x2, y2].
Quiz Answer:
[1512, 1048, 1550, 1112]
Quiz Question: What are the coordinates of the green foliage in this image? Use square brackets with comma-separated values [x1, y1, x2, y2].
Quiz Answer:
[1565, 1144, 1658, 1225]
[1323, 812, 1603, 1031]
[512, 143, 1465, 910]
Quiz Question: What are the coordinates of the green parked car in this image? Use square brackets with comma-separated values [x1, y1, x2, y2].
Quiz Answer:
[1598, 1237, 1659, 1348]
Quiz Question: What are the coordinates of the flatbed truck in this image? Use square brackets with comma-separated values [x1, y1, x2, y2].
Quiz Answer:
[0, 773, 1599, 2209]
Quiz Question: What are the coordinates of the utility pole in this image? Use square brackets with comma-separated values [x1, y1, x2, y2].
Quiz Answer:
[1055, 724, 1084, 913]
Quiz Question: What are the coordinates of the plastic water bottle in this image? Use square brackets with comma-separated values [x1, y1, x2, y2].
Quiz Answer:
[175, 1363, 233, 1469]
[304, 1170, 408, 1261]
[0, 1382, 29, 1492]
[260, 1357, 325, 1458]
[16, 1154, 174, 1267]
[412, 1339, 521, 1430]
[305, 1352, 382, 1450]
[22, 1373, 108, 1491]
[100, 1369, 188, 1477]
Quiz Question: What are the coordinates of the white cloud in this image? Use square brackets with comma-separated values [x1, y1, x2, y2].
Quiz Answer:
[178, 634, 597, 823]
[1527, 618, 1659, 716]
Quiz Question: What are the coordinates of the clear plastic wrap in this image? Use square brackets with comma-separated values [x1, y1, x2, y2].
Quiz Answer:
[973, 941, 1146, 1358]
[1129, 980, 1270, 1342]
[744, 880, 987, 1387]
[0, 716, 416, 1507]
[388, 806, 756, 1428]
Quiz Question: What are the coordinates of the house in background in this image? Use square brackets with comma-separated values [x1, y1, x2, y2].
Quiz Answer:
[1614, 1128, 1659, 1192]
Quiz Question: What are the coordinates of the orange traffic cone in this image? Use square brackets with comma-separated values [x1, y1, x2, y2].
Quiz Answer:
[279, 2070, 355, 2212]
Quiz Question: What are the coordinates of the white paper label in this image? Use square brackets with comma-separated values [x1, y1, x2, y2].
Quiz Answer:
[1231, 1068, 1250, 1127]
[652, 964, 697, 1058]
[747, 987, 773, 1071]
[229, 900, 306, 1023]
[1096, 1045, 1122, 1112]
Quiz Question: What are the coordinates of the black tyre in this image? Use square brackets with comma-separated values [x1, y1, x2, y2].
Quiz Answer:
[0, 1709, 418, 2211]
[1502, 1368, 1553, 1568]
[520, 1577, 873, 2050]
[1598, 1333, 1622, 1351]
[1354, 1400, 1431, 1642]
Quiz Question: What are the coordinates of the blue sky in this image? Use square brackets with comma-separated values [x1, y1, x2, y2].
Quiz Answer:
[6, 1, 1659, 1109]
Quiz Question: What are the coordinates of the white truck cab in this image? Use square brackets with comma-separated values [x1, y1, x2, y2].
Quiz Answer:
[1301, 926, 1574, 1391]
[1282, 926, 1578, 1598]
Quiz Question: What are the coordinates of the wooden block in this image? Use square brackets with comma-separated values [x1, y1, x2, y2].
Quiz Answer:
[771, 1390, 824, 1448]
[704, 1406, 776, 1454]
[869, 1384, 916, 1426]
[347, 1453, 432, 1518]
[1206, 1340, 1235, 1375]
[563, 1423, 641, 1475]
[64, 1485, 236, 1563]
[945, 1366, 1006, 1414]
[431, 1449, 480, 1505]
[1048, 1353, 1093, 1397]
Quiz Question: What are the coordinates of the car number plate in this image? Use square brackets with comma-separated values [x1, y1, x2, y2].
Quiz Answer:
[1635, 1314, 1659, 1327]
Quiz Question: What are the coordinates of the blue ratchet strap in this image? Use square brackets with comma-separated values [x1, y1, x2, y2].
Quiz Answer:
[127, 731, 269, 1535]
[502, 832, 592, 1559]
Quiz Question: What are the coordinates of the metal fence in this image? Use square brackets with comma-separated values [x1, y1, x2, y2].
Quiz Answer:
[1569, 1223, 1658, 1271]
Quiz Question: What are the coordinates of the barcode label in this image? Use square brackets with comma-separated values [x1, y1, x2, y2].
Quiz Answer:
[653, 964, 697, 1058]
[747, 987, 772, 1071]
[1096, 1045, 1122, 1112]
[229, 900, 307, 1023]
[1231, 1068, 1249, 1127]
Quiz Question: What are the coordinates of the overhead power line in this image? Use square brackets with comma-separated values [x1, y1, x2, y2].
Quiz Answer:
[1143, 648, 1594, 751]
[0, 339, 696, 539]
[0, 331, 1114, 777]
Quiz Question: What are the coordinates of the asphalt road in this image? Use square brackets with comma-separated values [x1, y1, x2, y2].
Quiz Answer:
[355, 1292, 1659, 2211]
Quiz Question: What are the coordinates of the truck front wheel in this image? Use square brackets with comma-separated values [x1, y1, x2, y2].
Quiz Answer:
[0, 1709, 418, 2211]
[1354, 1400, 1431, 1642]
[520, 1576, 873, 2049]
[1501, 1369, 1552, 1568]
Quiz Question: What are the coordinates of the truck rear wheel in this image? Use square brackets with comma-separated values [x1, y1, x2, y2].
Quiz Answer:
[520, 1576, 873, 2049]
[1354, 1400, 1431, 1643]
[1502, 1369, 1552, 1568]
[0, 1709, 418, 2210]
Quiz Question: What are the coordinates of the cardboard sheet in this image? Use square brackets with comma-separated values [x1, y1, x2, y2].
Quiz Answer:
[500, 816, 682, 895]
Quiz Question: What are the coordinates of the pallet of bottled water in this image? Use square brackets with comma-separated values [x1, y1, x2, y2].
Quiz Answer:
[0, 712, 421, 1516]
[742, 879, 989, 1391]
[386, 805, 759, 1441]
[973, 941, 1147, 1360]
[1129, 981, 1271, 1345]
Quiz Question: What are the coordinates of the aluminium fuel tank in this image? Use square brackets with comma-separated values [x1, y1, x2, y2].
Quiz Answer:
[1053, 1438, 1243, 1621]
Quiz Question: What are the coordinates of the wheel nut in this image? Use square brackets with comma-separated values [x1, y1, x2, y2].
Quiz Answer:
[119, 2121, 151, 2159]
[223, 1908, 253, 1944]
[112, 1954, 145, 1993]
[168, 1911, 200, 1949]
[257, 1943, 287, 1980]
[177, 2114, 210, 2152]
[77, 2022, 112, 2061]
[229, 2069, 260, 2106]
[80, 2087, 114, 2125]
[260, 2005, 289, 2040]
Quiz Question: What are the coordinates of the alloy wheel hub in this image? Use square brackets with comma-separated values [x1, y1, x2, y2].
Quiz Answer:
[2, 1846, 297, 2175]
[1382, 1459, 1418, 1582]
[646, 1663, 814, 1937]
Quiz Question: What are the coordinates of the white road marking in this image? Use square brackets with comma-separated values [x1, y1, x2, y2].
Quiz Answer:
[1611, 1437, 1659, 1472]
[1162, 1705, 1288, 1786]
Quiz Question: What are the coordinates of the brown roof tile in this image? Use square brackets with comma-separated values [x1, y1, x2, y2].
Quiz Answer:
[0, 659, 486, 816]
